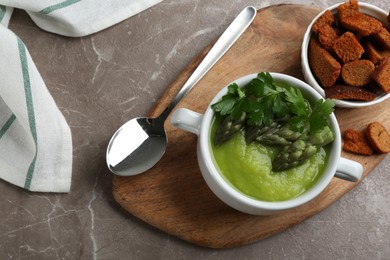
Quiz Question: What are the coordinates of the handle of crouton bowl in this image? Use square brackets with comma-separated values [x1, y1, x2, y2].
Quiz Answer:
[335, 157, 363, 182]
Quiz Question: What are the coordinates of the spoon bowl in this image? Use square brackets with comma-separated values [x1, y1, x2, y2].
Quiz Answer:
[107, 117, 166, 176]
[106, 6, 257, 176]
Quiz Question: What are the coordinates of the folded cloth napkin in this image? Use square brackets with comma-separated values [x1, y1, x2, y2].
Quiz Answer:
[0, 0, 163, 192]
[1, 0, 164, 36]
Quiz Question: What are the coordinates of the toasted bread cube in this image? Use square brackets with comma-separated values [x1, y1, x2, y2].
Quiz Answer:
[340, 13, 382, 36]
[309, 38, 341, 87]
[366, 122, 390, 154]
[312, 10, 335, 34]
[343, 128, 374, 155]
[341, 59, 375, 87]
[364, 40, 384, 65]
[325, 84, 377, 101]
[372, 57, 390, 93]
[372, 26, 390, 49]
[332, 32, 364, 63]
[318, 25, 339, 50]
[338, 0, 359, 22]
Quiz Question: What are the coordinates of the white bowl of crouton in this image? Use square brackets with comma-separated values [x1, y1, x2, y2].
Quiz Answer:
[301, 0, 390, 108]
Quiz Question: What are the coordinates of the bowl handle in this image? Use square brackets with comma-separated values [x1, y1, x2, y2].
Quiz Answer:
[170, 108, 203, 136]
[335, 157, 363, 182]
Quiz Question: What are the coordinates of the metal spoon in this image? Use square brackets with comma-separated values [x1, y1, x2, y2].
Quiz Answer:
[106, 6, 257, 176]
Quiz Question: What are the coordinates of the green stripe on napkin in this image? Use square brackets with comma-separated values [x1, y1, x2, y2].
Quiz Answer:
[0, 5, 5, 22]
[17, 38, 38, 190]
[0, 114, 16, 140]
[40, 0, 81, 14]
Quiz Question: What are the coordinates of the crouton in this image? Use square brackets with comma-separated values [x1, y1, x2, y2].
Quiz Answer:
[366, 122, 390, 153]
[372, 26, 390, 49]
[318, 25, 339, 50]
[332, 32, 365, 63]
[312, 10, 336, 34]
[340, 13, 382, 36]
[343, 128, 374, 155]
[372, 57, 390, 93]
[338, 0, 359, 22]
[363, 40, 384, 65]
[309, 38, 341, 87]
[325, 84, 377, 101]
[341, 59, 375, 87]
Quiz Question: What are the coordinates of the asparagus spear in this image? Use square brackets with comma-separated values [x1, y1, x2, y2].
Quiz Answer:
[272, 126, 334, 171]
[214, 113, 246, 146]
[255, 124, 305, 146]
[245, 121, 279, 143]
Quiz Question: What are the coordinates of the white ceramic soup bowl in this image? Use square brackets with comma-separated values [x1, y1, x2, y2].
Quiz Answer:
[170, 73, 363, 215]
[301, 2, 390, 108]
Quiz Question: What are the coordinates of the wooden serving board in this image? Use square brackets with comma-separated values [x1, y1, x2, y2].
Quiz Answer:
[112, 5, 389, 248]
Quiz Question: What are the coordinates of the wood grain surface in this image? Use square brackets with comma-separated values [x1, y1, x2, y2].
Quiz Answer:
[112, 4, 389, 248]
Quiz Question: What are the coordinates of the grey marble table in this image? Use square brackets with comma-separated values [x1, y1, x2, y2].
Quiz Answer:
[1, 0, 389, 259]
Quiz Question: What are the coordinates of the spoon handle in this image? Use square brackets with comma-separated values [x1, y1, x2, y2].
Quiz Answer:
[159, 6, 257, 121]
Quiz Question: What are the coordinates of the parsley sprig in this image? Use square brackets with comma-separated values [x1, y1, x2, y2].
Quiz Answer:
[211, 72, 335, 134]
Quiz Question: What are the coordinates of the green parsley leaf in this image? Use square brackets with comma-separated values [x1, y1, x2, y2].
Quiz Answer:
[227, 83, 240, 95]
[289, 115, 308, 132]
[257, 72, 273, 85]
[211, 83, 245, 116]
[210, 98, 236, 115]
[283, 85, 308, 117]
[272, 93, 289, 118]
[309, 99, 335, 132]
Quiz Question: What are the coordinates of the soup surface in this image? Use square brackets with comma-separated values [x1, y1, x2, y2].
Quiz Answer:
[210, 119, 330, 202]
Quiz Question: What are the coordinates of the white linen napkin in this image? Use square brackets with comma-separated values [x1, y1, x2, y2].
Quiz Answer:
[0, 0, 163, 192]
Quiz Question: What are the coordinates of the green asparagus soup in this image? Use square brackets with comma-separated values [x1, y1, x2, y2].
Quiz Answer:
[210, 72, 334, 202]
[210, 118, 330, 202]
